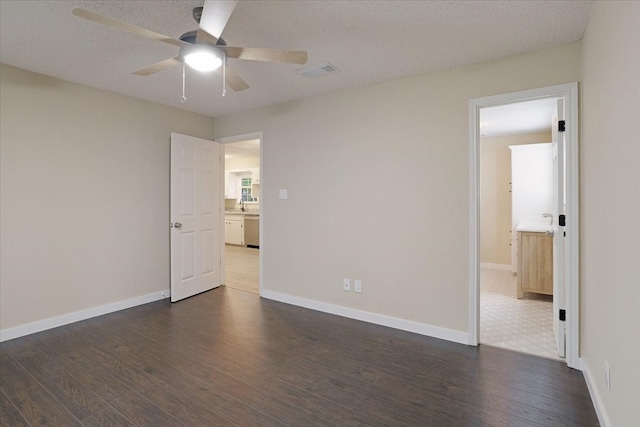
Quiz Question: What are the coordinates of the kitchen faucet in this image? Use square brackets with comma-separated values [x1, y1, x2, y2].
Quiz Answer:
[240, 199, 245, 212]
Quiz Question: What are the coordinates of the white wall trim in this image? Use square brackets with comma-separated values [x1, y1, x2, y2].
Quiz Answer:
[469, 83, 580, 368]
[581, 358, 611, 427]
[0, 289, 170, 342]
[468, 97, 480, 346]
[480, 262, 512, 271]
[262, 290, 469, 345]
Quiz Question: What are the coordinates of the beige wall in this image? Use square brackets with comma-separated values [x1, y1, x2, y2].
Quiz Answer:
[0, 64, 215, 330]
[581, 2, 640, 425]
[214, 42, 581, 333]
[480, 131, 551, 265]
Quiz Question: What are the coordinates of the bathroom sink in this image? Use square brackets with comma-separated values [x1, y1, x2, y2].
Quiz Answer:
[516, 222, 554, 233]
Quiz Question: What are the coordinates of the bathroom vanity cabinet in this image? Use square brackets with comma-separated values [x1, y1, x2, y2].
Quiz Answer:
[517, 230, 553, 298]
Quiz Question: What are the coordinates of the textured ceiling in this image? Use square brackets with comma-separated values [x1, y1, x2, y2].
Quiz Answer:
[0, 1, 592, 118]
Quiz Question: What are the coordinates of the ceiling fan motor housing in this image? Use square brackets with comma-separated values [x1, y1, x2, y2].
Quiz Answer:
[192, 7, 203, 24]
[179, 30, 227, 46]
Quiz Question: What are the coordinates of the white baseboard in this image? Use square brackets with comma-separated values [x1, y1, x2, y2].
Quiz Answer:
[480, 262, 512, 271]
[580, 358, 611, 427]
[261, 290, 469, 345]
[0, 289, 170, 342]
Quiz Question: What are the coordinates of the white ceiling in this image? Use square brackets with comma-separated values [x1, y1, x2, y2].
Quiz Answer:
[0, 1, 592, 119]
[224, 138, 260, 160]
[480, 98, 559, 137]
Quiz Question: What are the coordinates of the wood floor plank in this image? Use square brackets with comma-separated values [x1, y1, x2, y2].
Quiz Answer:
[107, 392, 185, 427]
[37, 372, 110, 421]
[0, 286, 599, 427]
[1, 388, 30, 427]
[9, 346, 67, 380]
[0, 351, 41, 395]
[8, 384, 84, 426]
[80, 406, 134, 427]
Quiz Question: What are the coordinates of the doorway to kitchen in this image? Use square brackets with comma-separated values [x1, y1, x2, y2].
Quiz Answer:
[218, 132, 262, 295]
[469, 83, 580, 369]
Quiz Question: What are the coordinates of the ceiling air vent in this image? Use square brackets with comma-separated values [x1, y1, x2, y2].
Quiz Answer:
[296, 62, 340, 79]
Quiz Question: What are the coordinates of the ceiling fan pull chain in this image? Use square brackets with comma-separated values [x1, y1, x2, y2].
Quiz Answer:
[222, 51, 227, 97]
[181, 62, 187, 103]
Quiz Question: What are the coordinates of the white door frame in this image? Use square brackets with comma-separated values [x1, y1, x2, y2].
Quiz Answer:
[216, 131, 264, 296]
[468, 83, 579, 369]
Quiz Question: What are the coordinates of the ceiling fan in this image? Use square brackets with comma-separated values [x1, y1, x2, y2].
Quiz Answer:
[72, 0, 308, 93]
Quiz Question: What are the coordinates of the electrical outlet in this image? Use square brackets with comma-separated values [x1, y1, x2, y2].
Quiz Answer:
[343, 278, 351, 291]
[162, 291, 168, 298]
[604, 360, 611, 390]
[354, 280, 362, 293]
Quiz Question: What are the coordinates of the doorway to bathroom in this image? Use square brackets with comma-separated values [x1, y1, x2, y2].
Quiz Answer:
[468, 83, 579, 368]
[478, 117, 559, 360]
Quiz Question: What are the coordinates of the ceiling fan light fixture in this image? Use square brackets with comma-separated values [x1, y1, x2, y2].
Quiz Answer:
[181, 45, 222, 72]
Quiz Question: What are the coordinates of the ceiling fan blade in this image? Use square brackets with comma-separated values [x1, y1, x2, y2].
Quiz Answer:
[222, 47, 308, 65]
[195, 29, 221, 47]
[132, 57, 183, 76]
[72, 8, 188, 48]
[225, 66, 249, 91]
[196, 0, 238, 44]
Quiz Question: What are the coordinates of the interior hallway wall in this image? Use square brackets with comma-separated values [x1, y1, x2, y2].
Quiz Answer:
[0, 64, 215, 331]
[214, 42, 581, 335]
[580, 2, 640, 425]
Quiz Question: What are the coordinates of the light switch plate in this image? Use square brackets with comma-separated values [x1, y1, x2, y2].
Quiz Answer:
[279, 189, 288, 199]
[354, 280, 362, 293]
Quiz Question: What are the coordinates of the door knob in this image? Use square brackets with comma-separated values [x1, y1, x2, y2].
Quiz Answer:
[173, 222, 182, 229]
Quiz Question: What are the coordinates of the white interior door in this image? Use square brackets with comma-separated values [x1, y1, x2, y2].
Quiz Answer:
[551, 99, 566, 357]
[170, 132, 222, 302]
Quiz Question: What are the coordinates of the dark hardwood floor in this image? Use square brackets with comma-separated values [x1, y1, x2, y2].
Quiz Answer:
[1, 287, 599, 426]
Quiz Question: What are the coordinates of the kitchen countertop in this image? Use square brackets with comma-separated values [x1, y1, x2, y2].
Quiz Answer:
[225, 211, 259, 217]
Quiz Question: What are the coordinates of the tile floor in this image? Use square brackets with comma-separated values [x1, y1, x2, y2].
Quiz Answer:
[480, 268, 563, 360]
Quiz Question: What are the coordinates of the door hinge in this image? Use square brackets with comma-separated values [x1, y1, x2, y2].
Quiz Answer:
[559, 309, 566, 321]
[559, 214, 566, 227]
[558, 120, 566, 132]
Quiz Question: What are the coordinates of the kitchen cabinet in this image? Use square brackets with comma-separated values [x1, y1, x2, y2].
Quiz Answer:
[225, 215, 244, 245]
[225, 172, 238, 199]
[250, 168, 260, 184]
[517, 230, 553, 298]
